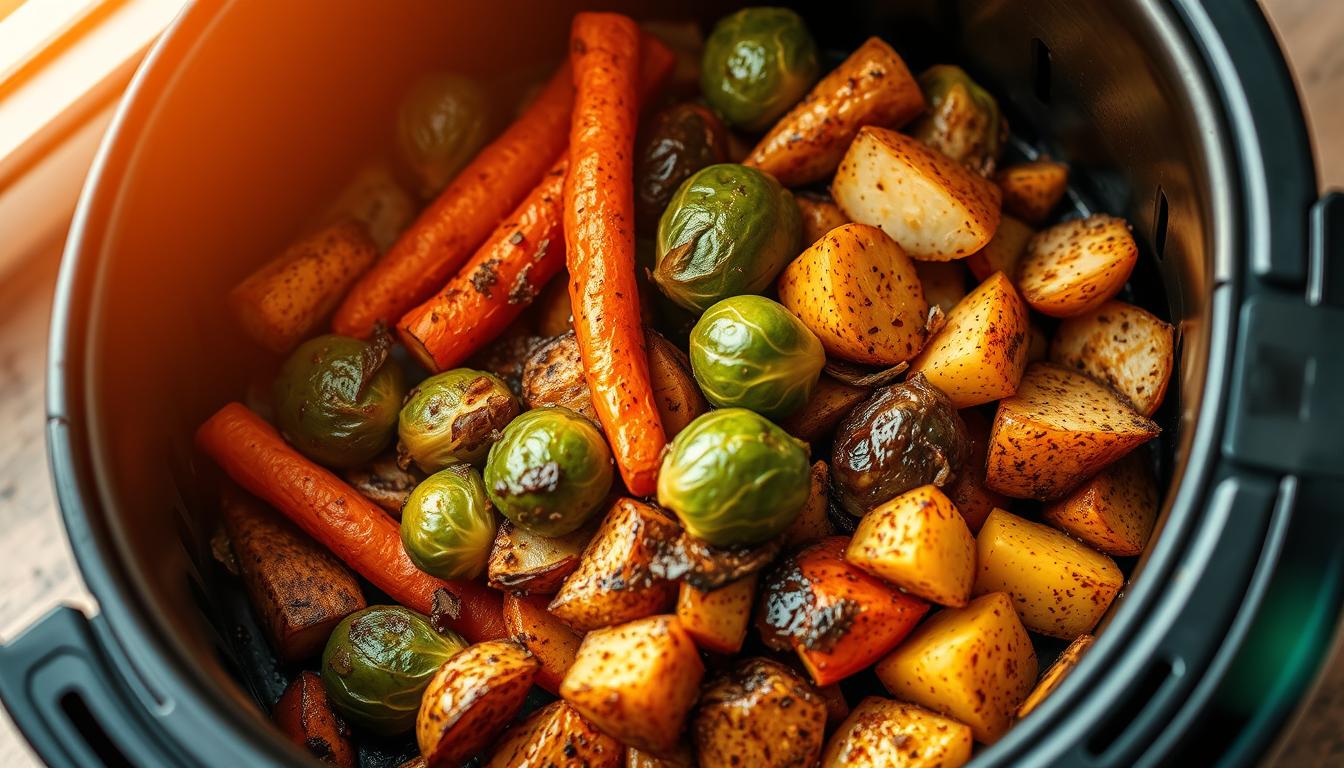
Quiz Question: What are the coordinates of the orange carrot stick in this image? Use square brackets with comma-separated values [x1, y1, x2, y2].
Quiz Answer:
[196, 402, 506, 642]
[565, 13, 666, 496]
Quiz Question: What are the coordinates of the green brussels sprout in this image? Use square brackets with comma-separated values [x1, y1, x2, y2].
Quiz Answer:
[320, 606, 466, 735]
[689, 295, 825, 418]
[908, 65, 1007, 177]
[831, 373, 971, 516]
[397, 72, 493, 198]
[400, 464, 498, 580]
[657, 408, 810, 546]
[635, 102, 731, 230]
[273, 333, 406, 468]
[700, 7, 819, 131]
[655, 163, 801, 313]
[484, 407, 614, 536]
[398, 369, 520, 471]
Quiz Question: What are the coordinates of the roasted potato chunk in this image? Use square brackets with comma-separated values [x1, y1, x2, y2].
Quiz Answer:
[966, 214, 1033, 282]
[780, 460, 836, 548]
[914, 260, 968, 315]
[875, 592, 1036, 744]
[1018, 215, 1138, 318]
[1049, 300, 1175, 416]
[946, 409, 1008, 532]
[832, 126, 1001, 261]
[822, 697, 973, 768]
[778, 223, 930, 365]
[645, 331, 710, 437]
[561, 615, 705, 754]
[487, 700, 623, 768]
[974, 508, 1123, 638]
[273, 671, 355, 767]
[487, 519, 597, 594]
[796, 193, 850, 247]
[342, 453, 421, 516]
[417, 640, 539, 768]
[676, 575, 758, 654]
[986, 363, 1159, 499]
[846, 485, 975, 607]
[549, 499, 680, 632]
[1042, 451, 1158, 556]
[626, 743, 696, 767]
[1017, 633, 1095, 720]
[994, 160, 1069, 224]
[745, 37, 924, 187]
[693, 658, 828, 768]
[778, 377, 870, 445]
[908, 271, 1029, 408]
[502, 591, 584, 694]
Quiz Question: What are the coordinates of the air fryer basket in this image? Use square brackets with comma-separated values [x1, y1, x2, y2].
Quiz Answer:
[1, 1, 1340, 766]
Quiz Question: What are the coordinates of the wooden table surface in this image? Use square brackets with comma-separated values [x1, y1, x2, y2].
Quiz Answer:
[0, 2, 1340, 765]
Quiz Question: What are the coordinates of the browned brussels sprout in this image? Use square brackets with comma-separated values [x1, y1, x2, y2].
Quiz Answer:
[636, 102, 731, 230]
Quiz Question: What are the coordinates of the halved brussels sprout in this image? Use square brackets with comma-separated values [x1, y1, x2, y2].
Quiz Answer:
[320, 606, 466, 736]
[398, 368, 520, 471]
[397, 72, 493, 198]
[701, 7, 819, 131]
[657, 408, 811, 547]
[655, 163, 801, 313]
[273, 333, 405, 468]
[908, 65, 1006, 177]
[484, 407, 614, 537]
[400, 464, 498, 580]
[690, 295, 825, 418]
[636, 102, 731, 230]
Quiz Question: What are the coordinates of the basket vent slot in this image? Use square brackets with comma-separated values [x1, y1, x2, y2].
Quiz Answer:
[1153, 185, 1170, 262]
[1086, 657, 1175, 758]
[1031, 37, 1052, 103]
[59, 690, 135, 768]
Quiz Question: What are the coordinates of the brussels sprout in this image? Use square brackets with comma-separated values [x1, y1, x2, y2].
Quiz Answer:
[274, 333, 406, 468]
[689, 295, 824, 418]
[655, 164, 801, 313]
[700, 7, 819, 131]
[484, 407, 614, 536]
[657, 408, 810, 546]
[908, 65, 1006, 177]
[397, 72, 492, 197]
[635, 102, 731, 230]
[831, 373, 970, 516]
[401, 464, 498, 580]
[398, 369, 519, 471]
[320, 606, 466, 735]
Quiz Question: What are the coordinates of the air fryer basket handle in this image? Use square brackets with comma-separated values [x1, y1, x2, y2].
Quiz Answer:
[0, 606, 176, 767]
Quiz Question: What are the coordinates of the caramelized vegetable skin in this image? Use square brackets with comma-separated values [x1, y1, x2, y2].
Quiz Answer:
[416, 640, 539, 768]
[822, 697, 973, 768]
[487, 700, 623, 768]
[693, 658, 828, 768]
[273, 671, 355, 767]
[503, 592, 584, 694]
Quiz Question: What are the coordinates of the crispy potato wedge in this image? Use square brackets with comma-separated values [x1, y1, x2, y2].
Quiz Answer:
[995, 161, 1069, 224]
[822, 697, 973, 768]
[966, 214, 1033, 282]
[230, 220, 378, 353]
[341, 453, 421, 516]
[832, 126, 1001, 261]
[757, 537, 929, 686]
[561, 615, 705, 754]
[974, 508, 1123, 638]
[532, 275, 574, 337]
[986, 363, 1159, 499]
[908, 271, 1029, 408]
[487, 700, 623, 768]
[947, 409, 1008, 533]
[778, 223, 929, 365]
[875, 592, 1036, 744]
[1017, 633, 1095, 720]
[797, 193, 851, 247]
[745, 38, 924, 187]
[1042, 451, 1159, 556]
[417, 640, 539, 768]
[487, 519, 597, 594]
[915, 260, 968, 315]
[781, 461, 836, 548]
[502, 591, 584, 694]
[1050, 300, 1175, 416]
[693, 658, 828, 768]
[676, 575, 757, 655]
[273, 671, 355, 768]
[846, 485, 976, 607]
[1018, 215, 1138, 318]
[779, 376, 870, 444]
[549, 499, 680, 632]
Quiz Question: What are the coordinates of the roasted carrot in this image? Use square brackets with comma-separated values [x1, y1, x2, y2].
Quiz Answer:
[565, 13, 666, 496]
[196, 402, 505, 642]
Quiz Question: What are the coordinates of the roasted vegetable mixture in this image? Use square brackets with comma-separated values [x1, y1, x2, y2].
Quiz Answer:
[201, 7, 1172, 766]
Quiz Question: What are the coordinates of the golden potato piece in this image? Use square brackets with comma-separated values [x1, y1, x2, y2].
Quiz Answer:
[797, 193, 851, 247]
[693, 658, 828, 768]
[676, 575, 757, 655]
[778, 223, 930, 365]
[914, 260, 968, 315]
[746, 38, 925, 187]
[1042, 452, 1159, 556]
[833, 127, 1001, 261]
[560, 615, 705, 754]
[417, 640, 539, 768]
[875, 592, 1036, 744]
[822, 697, 973, 768]
[780, 460, 836, 548]
[486, 700, 623, 768]
[1017, 634, 1095, 720]
[846, 485, 975, 607]
[1050, 300, 1175, 416]
[994, 161, 1069, 224]
[1018, 215, 1138, 318]
[974, 508, 1123, 638]
[908, 271, 1029, 408]
[487, 519, 595, 594]
[985, 363, 1159, 500]
[966, 214, 1034, 282]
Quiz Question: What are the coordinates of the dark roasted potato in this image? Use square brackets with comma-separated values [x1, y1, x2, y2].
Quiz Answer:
[780, 461, 835, 548]
[487, 700, 623, 768]
[342, 453, 423, 516]
[273, 671, 355, 767]
[487, 518, 597, 594]
[693, 658, 828, 768]
[417, 640, 539, 768]
[778, 375, 870, 444]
